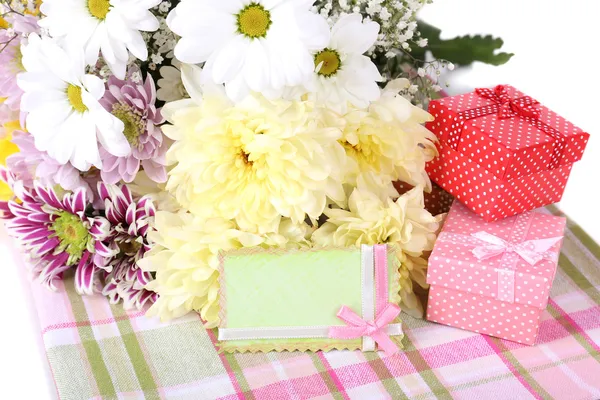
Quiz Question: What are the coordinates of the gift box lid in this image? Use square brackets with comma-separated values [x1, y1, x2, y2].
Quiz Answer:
[427, 85, 590, 181]
[427, 202, 566, 309]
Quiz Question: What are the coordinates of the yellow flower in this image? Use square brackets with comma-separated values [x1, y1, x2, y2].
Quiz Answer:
[312, 173, 440, 316]
[332, 79, 437, 189]
[139, 210, 312, 327]
[162, 65, 346, 234]
[0, 119, 21, 201]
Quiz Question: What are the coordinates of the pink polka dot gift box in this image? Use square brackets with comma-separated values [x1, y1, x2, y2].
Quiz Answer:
[425, 84, 589, 222]
[425, 201, 566, 345]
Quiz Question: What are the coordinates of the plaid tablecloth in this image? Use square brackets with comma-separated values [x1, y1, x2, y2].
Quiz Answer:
[9, 205, 600, 400]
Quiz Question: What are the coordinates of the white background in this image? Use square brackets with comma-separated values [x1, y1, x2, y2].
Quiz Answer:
[0, 1, 599, 398]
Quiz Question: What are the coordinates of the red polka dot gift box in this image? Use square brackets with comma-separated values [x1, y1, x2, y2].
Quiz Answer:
[426, 201, 566, 345]
[425, 84, 589, 222]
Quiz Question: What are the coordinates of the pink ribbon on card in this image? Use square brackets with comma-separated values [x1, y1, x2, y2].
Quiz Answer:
[328, 245, 402, 356]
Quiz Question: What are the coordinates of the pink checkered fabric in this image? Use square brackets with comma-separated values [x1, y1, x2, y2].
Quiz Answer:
[11, 206, 600, 399]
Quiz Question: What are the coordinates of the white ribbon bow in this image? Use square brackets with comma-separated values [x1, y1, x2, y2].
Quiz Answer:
[471, 231, 562, 265]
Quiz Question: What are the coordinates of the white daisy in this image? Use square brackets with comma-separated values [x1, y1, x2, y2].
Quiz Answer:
[310, 13, 383, 112]
[17, 34, 130, 171]
[167, 0, 330, 102]
[38, 0, 162, 79]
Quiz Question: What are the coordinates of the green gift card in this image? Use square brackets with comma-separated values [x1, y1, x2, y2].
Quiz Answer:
[218, 245, 404, 354]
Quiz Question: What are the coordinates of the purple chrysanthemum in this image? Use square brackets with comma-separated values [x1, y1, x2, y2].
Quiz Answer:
[99, 68, 167, 185]
[1, 169, 118, 294]
[98, 182, 157, 310]
[0, 14, 39, 113]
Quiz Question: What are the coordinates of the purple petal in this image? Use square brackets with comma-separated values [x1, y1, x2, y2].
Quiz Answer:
[98, 182, 110, 202]
[72, 189, 87, 213]
[106, 205, 121, 225]
[125, 203, 136, 226]
[34, 184, 62, 209]
[95, 240, 117, 258]
[89, 218, 111, 239]
[8, 202, 31, 218]
[27, 212, 52, 224]
[22, 228, 51, 242]
[75, 252, 94, 295]
[35, 237, 60, 257]
[121, 185, 133, 204]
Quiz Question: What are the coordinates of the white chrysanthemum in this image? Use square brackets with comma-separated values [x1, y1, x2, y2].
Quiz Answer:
[140, 210, 312, 326]
[167, 0, 330, 102]
[312, 173, 440, 316]
[39, 0, 162, 79]
[332, 78, 437, 188]
[310, 13, 382, 112]
[157, 61, 187, 102]
[162, 65, 346, 233]
[17, 34, 130, 171]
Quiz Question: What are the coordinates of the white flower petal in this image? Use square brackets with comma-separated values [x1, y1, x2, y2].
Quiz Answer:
[331, 13, 380, 55]
[242, 40, 270, 92]
[211, 35, 247, 84]
[180, 63, 204, 104]
[93, 110, 130, 158]
[81, 75, 105, 100]
[168, 0, 326, 101]
[39, 0, 160, 77]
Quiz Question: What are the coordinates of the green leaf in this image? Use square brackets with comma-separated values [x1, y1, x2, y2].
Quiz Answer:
[418, 20, 514, 66]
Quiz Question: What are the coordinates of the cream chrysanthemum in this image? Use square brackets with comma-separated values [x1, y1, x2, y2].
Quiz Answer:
[331, 78, 437, 188]
[162, 66, 346, 233]
[312, 173, 440, 316]
[139, 210, 311, 326]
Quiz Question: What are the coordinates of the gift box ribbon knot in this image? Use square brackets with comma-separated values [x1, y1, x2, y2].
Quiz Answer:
[449, 84, 566, 169]
[437, 211, 562, 303]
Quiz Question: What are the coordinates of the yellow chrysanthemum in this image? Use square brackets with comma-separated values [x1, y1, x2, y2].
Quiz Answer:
[162, 66, 346, 233]
[312, 173, 440, 316]
[331, 79, 437, 188]
[139, 210, 312, 327]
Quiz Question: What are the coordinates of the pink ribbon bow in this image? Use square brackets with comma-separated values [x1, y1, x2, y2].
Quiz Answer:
[329, 303, 401, 357]
[471, 231, 562, 265]
[475, 85, 541, 120]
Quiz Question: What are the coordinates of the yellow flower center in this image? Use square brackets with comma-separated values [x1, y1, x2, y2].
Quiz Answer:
[66, 85, 88, 113]
[51, 211, 92, 263]
[237, 3, 271, 38]
[239, 150, 253, 166]
[0, 16, 8, 29]
[87, 0, 111, 20]
[315, 49, 341, 77]
[111, 103, 144, 146]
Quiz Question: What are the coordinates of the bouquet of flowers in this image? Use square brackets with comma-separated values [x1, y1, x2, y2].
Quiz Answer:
[0, 0, 510, 323]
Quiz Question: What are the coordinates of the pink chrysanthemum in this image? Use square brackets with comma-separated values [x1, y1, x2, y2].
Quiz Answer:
[6, 131, 96, 198]
[0, 168, 118, 294]
[0, 14, 39, 113]
[99, 69, 167, 185]
[98, 183, 157, 309]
